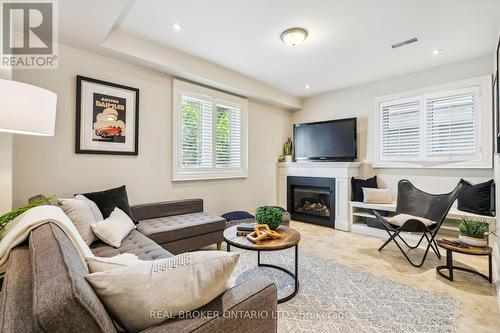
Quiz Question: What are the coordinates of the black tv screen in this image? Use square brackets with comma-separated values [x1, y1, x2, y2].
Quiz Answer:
[293, 118, 357, 161]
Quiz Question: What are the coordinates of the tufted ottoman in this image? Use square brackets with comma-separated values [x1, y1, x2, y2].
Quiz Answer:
[133, 199, 226, 254]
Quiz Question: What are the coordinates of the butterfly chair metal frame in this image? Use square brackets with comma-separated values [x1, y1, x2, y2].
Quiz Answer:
[374, 180, 462, 267]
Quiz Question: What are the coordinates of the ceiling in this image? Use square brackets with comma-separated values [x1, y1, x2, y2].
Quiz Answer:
[59, 0, 500, 101]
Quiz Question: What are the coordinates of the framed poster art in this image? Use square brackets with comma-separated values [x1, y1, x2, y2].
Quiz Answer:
[76, 76, 139, 155]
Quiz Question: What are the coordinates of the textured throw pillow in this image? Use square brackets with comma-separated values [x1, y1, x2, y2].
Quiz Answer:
[91, 207, 136, 248]
[80, 185, 135, 221]
[351, 176, 378, 202]
[388, 213, 435, 227]
[59, 198, 99, 245]
[457, 179, 495, 216]
[85, 251, 239, 332]
[86, 253, 143, 273]
[362, 188, 392, 204]
[75, 194, 105, 222]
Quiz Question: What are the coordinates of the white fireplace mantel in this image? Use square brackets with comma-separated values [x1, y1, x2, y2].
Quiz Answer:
[276, 162, 362, 231]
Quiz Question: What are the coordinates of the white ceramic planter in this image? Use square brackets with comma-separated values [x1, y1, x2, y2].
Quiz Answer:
[459, 234, 488, 247]
[284, 155, 292, 163]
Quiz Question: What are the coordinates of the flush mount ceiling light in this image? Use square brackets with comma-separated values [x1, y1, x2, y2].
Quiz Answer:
[432, 48, 444, 55]
[281, 28, 308, 47]
[171, 23, 182, 31]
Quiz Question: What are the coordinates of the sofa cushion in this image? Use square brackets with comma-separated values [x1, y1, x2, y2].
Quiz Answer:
[30, 223, 117, 333]
[90, 229, 172, 260]
[137, 212, 226, 244]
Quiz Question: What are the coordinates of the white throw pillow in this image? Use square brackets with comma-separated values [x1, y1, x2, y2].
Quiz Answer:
[362, 188, 392, 204]
[75, 194, 104, 222]
[91, 207, 136, 248]
[85, 251, 239, 332]
[86, 253, 143, 273]
[59, 198, 99, 245]
[388, 213, 435, 227]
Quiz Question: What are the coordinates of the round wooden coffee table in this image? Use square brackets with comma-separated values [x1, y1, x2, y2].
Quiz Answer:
[436, 239, 492, 283]
[224, 225, 300, 303]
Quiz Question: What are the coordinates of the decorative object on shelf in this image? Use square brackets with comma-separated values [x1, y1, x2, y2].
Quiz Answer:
[76, 76, 139, 155]
[457, 218, 490, 247]
[246, 224, 282, 243]
[255, 206, 283, 230]
[282, 137, 293, 163]
[0, 196, 55, 233]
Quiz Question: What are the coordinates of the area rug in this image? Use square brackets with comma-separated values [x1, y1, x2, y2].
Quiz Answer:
[229, 247, 458, 333]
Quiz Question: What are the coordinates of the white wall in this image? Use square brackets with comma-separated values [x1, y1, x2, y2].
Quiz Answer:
[12, 45, 292, 214]
[0, 67, 13, 212]
[293, 56, 494, 197]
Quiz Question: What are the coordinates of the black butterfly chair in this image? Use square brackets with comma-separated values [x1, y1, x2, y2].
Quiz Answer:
[374, 179, 462, 267]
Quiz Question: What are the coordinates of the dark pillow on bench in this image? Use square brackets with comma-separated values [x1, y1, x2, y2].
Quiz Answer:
[457, 179, 495, 216]
[351, 176, 378, 202]
[222, 211, 254, 222]
[80, 185, 136, 222]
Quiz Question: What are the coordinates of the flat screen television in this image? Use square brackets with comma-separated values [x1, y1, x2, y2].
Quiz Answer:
[293, 117, 357, 162]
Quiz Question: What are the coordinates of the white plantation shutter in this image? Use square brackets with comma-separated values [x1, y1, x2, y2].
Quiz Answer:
[380, 99, 420, 159]
[174, 79, 248, 180]
[216, 104, 241, 168]
[181, 95, 212, 168]
[426, 90, 477, 157]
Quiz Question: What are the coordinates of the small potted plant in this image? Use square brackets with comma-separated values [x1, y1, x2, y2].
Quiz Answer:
[282, 137, 293, 163]
[255, 206, 283, 230]
[458, 218, 490, 247]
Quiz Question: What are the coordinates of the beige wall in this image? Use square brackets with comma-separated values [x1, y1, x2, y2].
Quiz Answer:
[293, 55, 495, 197]
[12, 45, 292, 214]
[0, 67, 13, 212]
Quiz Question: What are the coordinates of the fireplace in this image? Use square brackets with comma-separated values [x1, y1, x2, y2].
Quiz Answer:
[287, 176, 335, 228]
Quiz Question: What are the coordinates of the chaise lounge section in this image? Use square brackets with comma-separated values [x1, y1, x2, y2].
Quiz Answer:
[132, 199, 226, 254]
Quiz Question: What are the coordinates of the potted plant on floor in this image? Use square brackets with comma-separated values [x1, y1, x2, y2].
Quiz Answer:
[458, 218, 490, 247]
[282, 137, 293, 163]
[255, 206, 283, 230]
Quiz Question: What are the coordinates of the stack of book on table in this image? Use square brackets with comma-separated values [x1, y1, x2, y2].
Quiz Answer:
[236, 223, 257, 236]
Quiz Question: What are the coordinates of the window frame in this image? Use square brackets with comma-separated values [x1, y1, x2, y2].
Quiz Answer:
[373, 75, 492, 169]
[173, 79, 248, 181]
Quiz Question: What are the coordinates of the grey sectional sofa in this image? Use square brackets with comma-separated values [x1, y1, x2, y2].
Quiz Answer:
[0, 199, 278, 332]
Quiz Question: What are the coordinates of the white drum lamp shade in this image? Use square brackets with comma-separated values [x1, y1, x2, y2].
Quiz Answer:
[0, 79, 57, 136]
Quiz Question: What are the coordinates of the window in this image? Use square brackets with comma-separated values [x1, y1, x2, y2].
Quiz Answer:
[373, 76, 492, 168]
[173, 79, 248, 180]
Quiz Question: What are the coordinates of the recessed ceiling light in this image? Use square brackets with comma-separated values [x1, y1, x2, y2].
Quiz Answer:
[171, 23, 182, 32]
[281, 28, 308, 47]
[305, 84, 310, 89]
[432, 48, 444, 55]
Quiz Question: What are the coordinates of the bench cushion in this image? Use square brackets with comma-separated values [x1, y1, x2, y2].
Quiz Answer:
[137, 212, 226, 244]
[91, 229, 172, 260]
